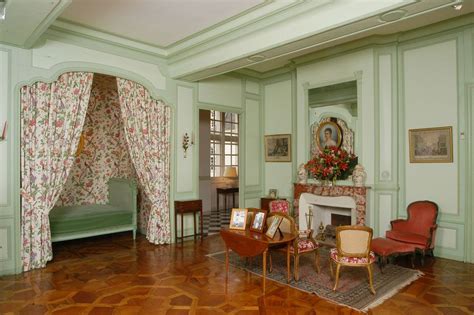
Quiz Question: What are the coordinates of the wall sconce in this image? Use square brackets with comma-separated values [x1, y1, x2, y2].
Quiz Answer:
[182, 132, 194, 158]
[0, 121, 6, 141]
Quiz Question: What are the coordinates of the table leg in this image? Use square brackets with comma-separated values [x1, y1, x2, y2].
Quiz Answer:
[225, 246, 229, 277]
[200, 209, 203, 240]
[175, 211, 178, 243]
[232, 192, 235, 208]
[225, 193, 227, 212]
[217, 193, 219, 211]
[263, 249, 267, 292]
[287, 242, 291, 283]
[193, 212, 197, 240]
[181, 212, 184, 243]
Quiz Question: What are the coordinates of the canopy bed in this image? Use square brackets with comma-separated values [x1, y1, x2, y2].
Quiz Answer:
[20, 72, 172, 271]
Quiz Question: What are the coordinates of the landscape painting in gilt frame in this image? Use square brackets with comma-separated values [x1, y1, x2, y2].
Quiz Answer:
[409, 126, 453, 163]
[264, 134, 291, 162]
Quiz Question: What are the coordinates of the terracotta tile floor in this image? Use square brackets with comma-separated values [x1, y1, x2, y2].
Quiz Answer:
[1, 232, 473, 314]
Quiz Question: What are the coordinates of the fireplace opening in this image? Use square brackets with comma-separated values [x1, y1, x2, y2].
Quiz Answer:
[331, 213, 351, 226]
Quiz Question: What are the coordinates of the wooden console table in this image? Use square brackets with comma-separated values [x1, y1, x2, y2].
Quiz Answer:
[216, 187, 239, 211]
[174, 199, 203, 242]
[220, 228, 296, 291]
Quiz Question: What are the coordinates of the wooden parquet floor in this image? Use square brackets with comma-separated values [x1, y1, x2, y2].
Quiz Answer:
[1, 232, 473, 314]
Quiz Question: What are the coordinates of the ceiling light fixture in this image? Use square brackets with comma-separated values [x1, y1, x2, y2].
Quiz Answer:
[246, 54, 266, 63]
[0, 0, 5, 21]
[379, 10, 407, 22]
[452, 3, 463, 11]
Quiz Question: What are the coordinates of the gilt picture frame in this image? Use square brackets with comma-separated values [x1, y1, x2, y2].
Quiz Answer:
[264, 134, 291, 162]
[316, 121, 342, 151]
[409, 126, 453, 163]
[229, 208, 248, 230]
[250, 210, 267, 233]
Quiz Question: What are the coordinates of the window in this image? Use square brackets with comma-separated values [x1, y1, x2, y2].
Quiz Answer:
[210, 110, 239, 177]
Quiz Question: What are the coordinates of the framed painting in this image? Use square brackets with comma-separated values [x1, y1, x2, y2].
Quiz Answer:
[229, 208, 248, 230]
[250, 210, 267, 233]
[264, 134, 291, 162]
[265, 215, 283, 239]
[316, 121, 342, 151]
[409, 126, 453, 163]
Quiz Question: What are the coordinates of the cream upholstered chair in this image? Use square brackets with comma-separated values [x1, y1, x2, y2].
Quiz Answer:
[329, 225, 376, 294]
[267, 212, 320, 281]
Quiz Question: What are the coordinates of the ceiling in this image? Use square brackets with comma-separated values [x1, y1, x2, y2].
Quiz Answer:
[59, 0, 265, 47]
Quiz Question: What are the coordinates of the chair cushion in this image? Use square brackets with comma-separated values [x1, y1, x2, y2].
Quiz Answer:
[330, 248, 376, 264]
[289, 239, 320, 253]
[386, 230, 429, 247]
[269, 200, 290, 214]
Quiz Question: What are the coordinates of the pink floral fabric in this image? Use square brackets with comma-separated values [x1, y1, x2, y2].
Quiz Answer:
[20, 72, 94, 271]
[116, 78, 171, 244]
[269, 200, 290, 214]
[330, 248, 376, 264]
[57, 75, 136, 206]
[289, 239, 320, 254]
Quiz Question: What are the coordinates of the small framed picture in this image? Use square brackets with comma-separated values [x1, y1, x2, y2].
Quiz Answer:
[229, 208, 248, 230]
[265, 134, 291, 162]
[409, 126, 453, 163]
[250, 210, 267, 233]
[268, 189, 277, 199]
[265, 216, 283, 239]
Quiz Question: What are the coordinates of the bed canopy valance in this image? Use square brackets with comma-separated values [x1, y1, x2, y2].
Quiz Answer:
[20, 72, 171, 271]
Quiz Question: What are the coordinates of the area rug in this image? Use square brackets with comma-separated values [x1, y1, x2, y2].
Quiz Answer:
[207, 248, 423, 312]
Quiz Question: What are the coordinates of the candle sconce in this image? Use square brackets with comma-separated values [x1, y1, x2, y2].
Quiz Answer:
[182, 132, 195, 158]
[0, 121, 7, 141]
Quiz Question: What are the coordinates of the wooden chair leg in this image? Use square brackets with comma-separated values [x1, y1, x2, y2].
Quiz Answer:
[329, 258, 334, 279]
[294, 255, 300, 282]
[367, 264, 376, 295]
[333, 263, 341, 291]
[314, 250, 320, 274]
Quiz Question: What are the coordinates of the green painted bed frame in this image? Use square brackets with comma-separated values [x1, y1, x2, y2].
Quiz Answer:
[49, 178, 138, 242]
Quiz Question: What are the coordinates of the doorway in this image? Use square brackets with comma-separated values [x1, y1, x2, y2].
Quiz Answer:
[199, 109, 239, 235]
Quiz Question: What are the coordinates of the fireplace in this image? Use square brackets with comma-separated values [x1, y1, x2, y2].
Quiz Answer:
[294, 183, 369, 228]
[332, 213, 351, 226]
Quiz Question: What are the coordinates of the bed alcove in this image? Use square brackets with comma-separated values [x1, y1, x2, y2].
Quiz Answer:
[20, 72, 172, 271]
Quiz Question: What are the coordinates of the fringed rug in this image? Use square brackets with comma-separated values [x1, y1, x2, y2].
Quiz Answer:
[207, 247, 423, 312]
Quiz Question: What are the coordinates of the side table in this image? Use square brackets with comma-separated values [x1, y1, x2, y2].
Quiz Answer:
[174, 199, 203, 242]
[216, 187, 239, 211]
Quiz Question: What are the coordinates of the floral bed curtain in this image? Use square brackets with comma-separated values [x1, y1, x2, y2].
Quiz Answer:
[20, 72, 94, 271]
[116, 78, 171, 244]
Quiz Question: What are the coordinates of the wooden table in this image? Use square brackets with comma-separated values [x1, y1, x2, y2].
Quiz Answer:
[220, 228, 296, 291]
[216, 187, 239, 211]
[174, 200, 203, 242]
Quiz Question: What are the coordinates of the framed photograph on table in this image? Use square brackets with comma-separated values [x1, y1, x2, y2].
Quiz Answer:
[409, 126, 453, 163]
[250, 210, 267, 233]
[229, 208, 248, 230]
[265, 216, 283, 239]
[264, 134, 291, 162]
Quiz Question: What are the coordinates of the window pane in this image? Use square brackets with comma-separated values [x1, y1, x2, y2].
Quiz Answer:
[225, 156, 231, 165]
[233, 145, 238, 155]
[225, 143, 232, 154]
[214, 167, 221, 177]
[214, 143, 220, 154]
[232, 156, 238, 165]
[214, 156, 220, 165]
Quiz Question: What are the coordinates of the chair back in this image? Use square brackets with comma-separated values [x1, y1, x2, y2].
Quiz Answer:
[406, 201, 438, 237]
[268, 200, 291, 215]
[266, 212, 296, 235]
[336, 225, 373, 258]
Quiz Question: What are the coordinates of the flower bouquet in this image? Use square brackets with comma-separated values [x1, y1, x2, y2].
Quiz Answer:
[304, 146, 357, 184]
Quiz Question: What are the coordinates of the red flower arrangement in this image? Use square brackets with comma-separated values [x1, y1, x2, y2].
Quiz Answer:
[304, 146, 357, 181]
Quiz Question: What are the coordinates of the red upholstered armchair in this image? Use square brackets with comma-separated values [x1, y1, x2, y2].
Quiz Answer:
[386, 200, 438, 264]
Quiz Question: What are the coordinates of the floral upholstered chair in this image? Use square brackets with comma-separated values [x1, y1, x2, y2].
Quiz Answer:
[330, 225, 376, 294]
[268, 200, 320, 281]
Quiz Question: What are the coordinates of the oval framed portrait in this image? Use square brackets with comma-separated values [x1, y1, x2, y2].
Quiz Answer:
[316, 121, 342, 150]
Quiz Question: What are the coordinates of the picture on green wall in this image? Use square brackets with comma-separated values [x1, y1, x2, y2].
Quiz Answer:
[409, 126, 453, 163]
[264, 134, 291, 162]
